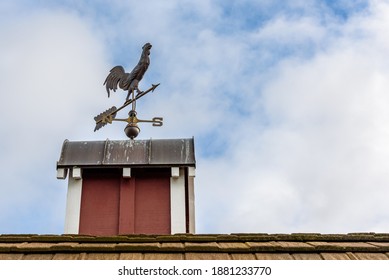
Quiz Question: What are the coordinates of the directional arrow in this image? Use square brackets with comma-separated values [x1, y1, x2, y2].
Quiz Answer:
[94, 83, 160, 131]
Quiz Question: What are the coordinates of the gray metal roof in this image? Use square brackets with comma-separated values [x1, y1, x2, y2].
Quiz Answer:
[57, 138, 195, 168]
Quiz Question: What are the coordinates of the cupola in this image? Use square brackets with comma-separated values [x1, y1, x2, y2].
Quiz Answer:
[56, 138, 196, 235]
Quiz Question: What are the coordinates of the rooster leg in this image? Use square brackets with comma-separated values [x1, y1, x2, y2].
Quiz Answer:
[126, 90, 132, 101]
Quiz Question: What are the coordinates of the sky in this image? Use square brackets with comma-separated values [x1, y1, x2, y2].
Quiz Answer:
[1, 0, 389, 234]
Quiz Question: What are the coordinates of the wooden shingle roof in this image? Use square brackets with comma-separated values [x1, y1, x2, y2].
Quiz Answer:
[1, 233, 389, 260]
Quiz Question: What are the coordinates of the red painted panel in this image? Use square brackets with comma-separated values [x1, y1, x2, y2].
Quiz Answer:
[135, 174, 171, 234]
[79, 168, 171, 235]
[118, 178, 135, 234]
[79, 169, 120, 235]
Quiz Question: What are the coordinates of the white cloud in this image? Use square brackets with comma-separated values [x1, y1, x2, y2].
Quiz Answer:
[0, 9, 108, 232]
[196, 0, 389, 233]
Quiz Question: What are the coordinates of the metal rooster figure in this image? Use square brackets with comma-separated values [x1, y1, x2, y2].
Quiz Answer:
[104, 42, 152, 100]
[94, 43, 163, 139]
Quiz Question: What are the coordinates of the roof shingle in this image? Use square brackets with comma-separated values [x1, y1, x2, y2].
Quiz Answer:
[1, 233, 389, 260]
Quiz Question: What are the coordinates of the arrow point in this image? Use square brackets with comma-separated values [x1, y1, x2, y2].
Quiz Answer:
[151, 83, 160, 92]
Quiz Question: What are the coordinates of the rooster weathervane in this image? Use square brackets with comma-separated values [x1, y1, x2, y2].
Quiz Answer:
[94, 42, 163, 139]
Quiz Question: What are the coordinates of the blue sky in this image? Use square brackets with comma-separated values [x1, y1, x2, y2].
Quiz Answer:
[1, 0, 389, 234]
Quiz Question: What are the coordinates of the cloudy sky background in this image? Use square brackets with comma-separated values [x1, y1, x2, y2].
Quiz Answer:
[1, 0, 389, 234]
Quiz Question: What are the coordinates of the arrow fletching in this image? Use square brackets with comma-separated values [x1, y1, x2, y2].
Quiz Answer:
[94, 106, 117, 131]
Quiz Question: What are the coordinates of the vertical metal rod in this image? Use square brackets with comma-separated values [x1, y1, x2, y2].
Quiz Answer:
[131, 90, 136, 111]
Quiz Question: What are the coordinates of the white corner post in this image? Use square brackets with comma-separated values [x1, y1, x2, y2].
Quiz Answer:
[188, 167, 196, 233]
[170, 167, 186, 234]
[64, 167, 83, 234]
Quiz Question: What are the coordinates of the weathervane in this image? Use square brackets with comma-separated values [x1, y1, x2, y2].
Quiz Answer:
[94, 42, 163, 139]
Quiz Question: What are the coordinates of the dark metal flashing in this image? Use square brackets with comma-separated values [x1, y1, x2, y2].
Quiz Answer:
[57, 138, 196, 169]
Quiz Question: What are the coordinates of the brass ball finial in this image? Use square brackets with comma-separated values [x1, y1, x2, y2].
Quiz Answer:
[124, 123, 140, 139]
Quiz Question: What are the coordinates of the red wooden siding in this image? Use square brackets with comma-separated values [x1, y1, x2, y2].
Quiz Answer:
[79, 168, 170, 235]
[135, 175, 171, 234]
[118, 177, 135, 234]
